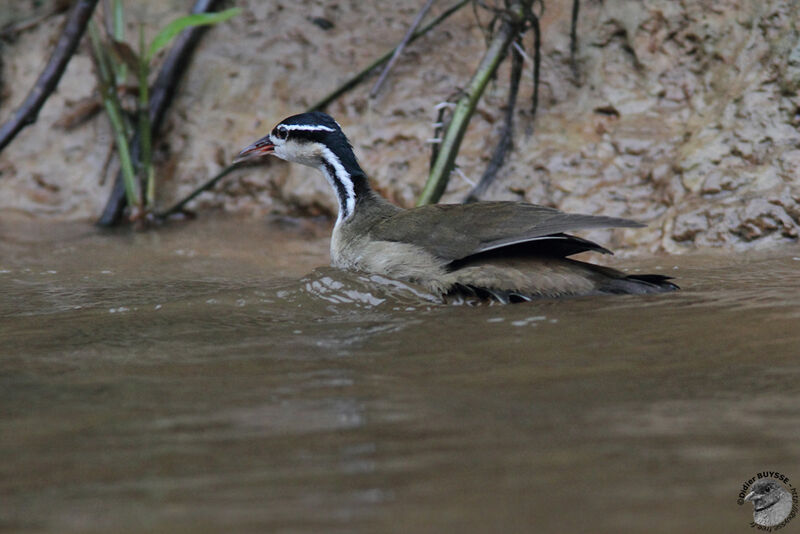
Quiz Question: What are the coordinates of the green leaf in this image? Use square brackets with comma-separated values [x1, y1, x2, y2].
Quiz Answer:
[147, 7, 241, 61]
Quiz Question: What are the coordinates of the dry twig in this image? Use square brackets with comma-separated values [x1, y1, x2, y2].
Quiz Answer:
[369, 0, 436, 99]
[309, 0, 470, 111]
[0, 0, 72, 40]
[570, 0, 579, 79]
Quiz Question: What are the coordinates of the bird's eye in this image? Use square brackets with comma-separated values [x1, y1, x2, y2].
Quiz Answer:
[275, 125, 289, 141]
[764, 486, 772, 493]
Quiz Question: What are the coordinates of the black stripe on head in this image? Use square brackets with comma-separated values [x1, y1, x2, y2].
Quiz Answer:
[273, 113, 341, 146]
[277, 111, 368, 181]
[279, 129, 331, 144]
[321, 159, 351, 219]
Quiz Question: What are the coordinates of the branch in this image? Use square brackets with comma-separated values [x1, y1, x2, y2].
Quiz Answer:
[529, 9, 541, 115]
[570, 0, 580, 79]
[97, 0, 223, 226]
[156, 162, 240, 219]
[309, 0, 470, 111]
[369, 0, 436, 99]
[0, 1, 72, 40]
[0, 0, 99, 154]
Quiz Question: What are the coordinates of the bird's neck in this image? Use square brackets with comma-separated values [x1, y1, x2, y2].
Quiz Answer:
[316, 144, 377, 223]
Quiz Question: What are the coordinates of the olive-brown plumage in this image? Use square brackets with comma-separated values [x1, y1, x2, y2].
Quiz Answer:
[237, 112, 678, 302]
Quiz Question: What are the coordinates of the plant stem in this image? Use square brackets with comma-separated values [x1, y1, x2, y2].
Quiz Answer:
[416, 7, 520, 206]
[89, 22, 139, 208]
[112, 0, 126, 84]
[98, 0, 224, 226]
[105, 100, 139, 208]
[138, 24, 155, 209]
[464, 36, 523, 202]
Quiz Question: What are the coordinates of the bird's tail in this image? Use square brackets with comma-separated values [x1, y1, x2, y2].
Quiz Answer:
[600, 273, 680, 295]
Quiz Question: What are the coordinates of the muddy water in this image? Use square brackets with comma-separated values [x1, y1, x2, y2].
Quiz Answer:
[1, 216, 799, 533]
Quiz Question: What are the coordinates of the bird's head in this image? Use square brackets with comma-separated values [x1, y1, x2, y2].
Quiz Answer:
[745, 479, 788, 511]
[235, 111, 349, 168]
[235, 111, 370, 222]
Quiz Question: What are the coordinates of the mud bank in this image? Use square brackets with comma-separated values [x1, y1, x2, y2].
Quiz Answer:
[0, 0, 798, 254]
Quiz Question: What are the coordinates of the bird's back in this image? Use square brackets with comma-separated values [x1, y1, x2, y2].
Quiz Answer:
[333, 199, 677, 300]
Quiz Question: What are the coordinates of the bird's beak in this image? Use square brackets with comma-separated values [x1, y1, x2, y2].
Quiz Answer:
[234, 136, 274, 163]
[744, 491, 755, 502]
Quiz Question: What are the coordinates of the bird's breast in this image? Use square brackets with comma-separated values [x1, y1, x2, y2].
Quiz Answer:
[329, 223, 450, 293]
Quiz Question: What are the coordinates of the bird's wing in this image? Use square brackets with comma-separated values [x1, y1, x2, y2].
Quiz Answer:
[368, 201, 643, 262]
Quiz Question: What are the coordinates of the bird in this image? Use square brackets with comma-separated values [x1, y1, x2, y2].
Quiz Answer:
[235, 111, 678, 303]
[745, 479, 794, 527]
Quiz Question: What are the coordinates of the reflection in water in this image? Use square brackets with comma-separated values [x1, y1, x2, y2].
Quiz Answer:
[1, 217, 800, 533]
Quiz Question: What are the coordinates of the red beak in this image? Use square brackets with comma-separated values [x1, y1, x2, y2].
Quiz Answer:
[234, 135, 274, 163]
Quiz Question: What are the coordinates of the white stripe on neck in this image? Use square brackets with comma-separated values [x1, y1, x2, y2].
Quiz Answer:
[319, 146, 356, 222]
[283, 124, 336, 132]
